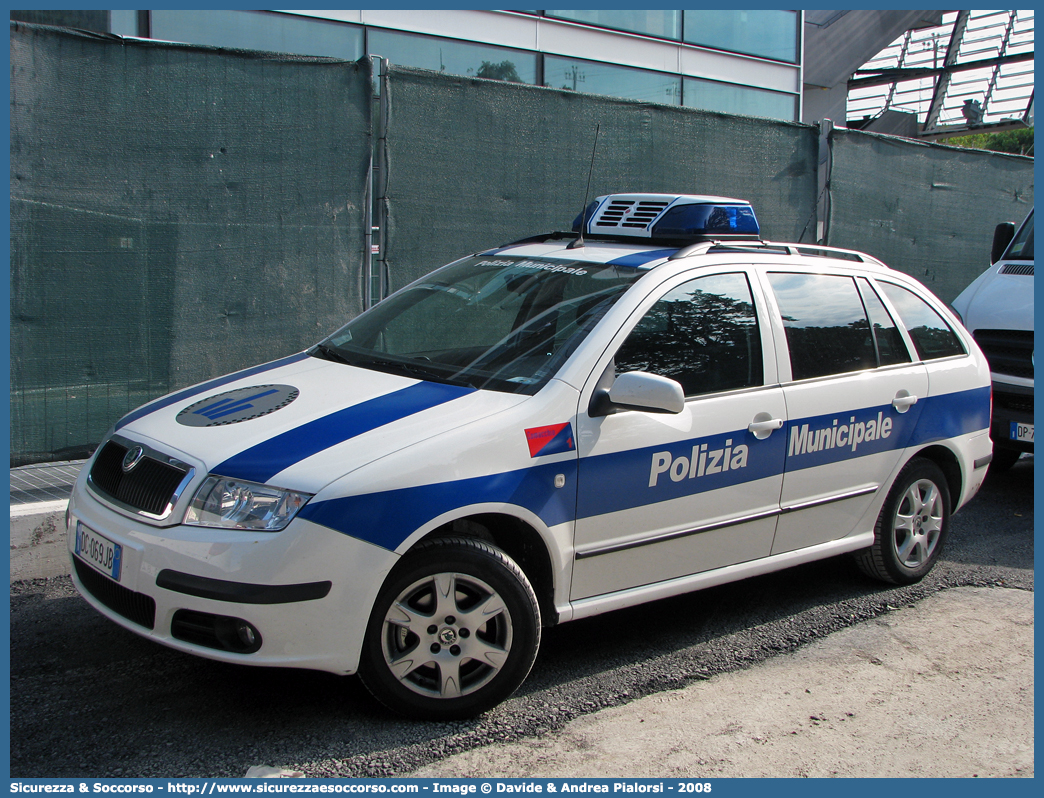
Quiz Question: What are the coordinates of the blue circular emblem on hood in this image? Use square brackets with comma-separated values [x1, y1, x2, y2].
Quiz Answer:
[177, 384, 299, 427]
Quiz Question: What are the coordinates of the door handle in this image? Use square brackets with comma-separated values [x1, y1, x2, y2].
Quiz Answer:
[748, 413, 784, 440]
[892, 391, 918, 413]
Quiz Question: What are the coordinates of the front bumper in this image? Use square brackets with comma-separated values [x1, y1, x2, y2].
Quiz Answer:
[67, 483, 398, 675]
[991, 382, 1033, 453]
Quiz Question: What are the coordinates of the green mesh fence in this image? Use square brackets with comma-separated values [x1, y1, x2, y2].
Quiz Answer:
[380, 66, 820, 292]
[828, 127, 1034, 303]
[10, 24, 372, 464]
[9, 26, 1036, 467]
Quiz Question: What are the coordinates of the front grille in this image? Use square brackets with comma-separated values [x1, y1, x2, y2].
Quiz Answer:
[89, 440, 189, 517]
[73, 557, 156, 630]
[973, 329, 1034, 379]
[994, 391, 1034, 415]
[999, 263, 1034, 275]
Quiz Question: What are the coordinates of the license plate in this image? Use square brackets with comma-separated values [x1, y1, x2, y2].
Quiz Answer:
[1010, 422, 1034, 443]
[74, 522, 123, 582]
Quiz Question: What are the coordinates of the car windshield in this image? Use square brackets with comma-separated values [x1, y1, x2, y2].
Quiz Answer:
[315, 254, 643, 394]
[1005, 210, 1033, 261]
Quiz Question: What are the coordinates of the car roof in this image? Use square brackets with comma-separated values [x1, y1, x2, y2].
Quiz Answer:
[488, 192, 891, 273]
[487, 236, 891, 273]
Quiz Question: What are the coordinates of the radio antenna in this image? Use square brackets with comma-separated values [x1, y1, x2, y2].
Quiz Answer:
[567, 123, 600, 250]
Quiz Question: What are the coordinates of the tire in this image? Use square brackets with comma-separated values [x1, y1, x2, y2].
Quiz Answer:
[854, 458, 951, 585]
[358, 536, 541, 720]
[989, 447, 1022, 473]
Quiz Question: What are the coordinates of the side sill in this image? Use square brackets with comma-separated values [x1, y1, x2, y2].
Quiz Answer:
[563, 531, 875, 623]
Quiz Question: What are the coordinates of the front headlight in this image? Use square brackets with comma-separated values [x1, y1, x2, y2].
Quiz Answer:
[184, 476, 312, 531]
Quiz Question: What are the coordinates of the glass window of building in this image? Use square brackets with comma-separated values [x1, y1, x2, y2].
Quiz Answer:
[683, 10, 800, 64]
[546, 10, 681, 41]
[10, 9, 112, 33]
[368, 28, 538, 83]
[150, 10, 363, 60]
[683, 77, 798, 121]
[544, 55, 681, 105]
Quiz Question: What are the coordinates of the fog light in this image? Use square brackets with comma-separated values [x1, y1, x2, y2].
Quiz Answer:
[236, 620, 258, 648]
[171, 610, 263, 654]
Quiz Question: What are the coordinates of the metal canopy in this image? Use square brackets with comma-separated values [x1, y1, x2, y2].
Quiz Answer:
[847, 10, 1034, 140]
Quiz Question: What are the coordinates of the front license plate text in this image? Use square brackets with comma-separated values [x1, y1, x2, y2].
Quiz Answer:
[75, 522, 123, 582]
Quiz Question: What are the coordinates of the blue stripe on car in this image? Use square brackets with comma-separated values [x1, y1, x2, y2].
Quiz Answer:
[114, 352, 311, 431]
[298, 461, 578, 551]
[606, 249, 678, 268]
[213, 381, 474, 484]
[297, 387, 990, 551]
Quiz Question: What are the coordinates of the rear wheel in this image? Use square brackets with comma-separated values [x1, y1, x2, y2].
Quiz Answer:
[854, 458, 951, 585]
[358, 536, 541, 720]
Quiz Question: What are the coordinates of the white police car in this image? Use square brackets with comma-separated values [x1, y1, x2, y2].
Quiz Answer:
[67, 193, 993, 719]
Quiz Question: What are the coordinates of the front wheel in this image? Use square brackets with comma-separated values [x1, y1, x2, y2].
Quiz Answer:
[854, 458, 951, 585]
[358, 537, 541, 720]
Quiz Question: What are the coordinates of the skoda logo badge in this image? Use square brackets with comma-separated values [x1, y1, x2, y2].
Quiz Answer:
[122, 445, 145, 473]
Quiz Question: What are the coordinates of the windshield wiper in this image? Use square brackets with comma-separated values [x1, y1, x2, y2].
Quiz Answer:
[367, 356, 479, 389]
[312, 343, 354, 365]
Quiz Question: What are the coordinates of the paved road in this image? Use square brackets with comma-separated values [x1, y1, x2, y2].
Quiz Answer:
[9, 459, 1033, 779]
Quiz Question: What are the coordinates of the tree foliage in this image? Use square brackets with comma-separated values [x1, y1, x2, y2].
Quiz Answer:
[476, 60, 522, 83]
[947, 127, 1034, 157]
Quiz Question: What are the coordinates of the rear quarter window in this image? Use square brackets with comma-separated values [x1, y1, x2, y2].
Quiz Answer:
[878, 282, 966, 360]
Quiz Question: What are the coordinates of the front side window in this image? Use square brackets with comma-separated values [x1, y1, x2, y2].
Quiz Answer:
[317, 255, 642, 393]
[878, 282, 966, 360]
[768, 272, 876, 381]
[615, 272, 763, 396]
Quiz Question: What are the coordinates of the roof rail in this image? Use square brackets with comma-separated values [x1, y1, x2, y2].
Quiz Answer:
[668, 239, 890, 269]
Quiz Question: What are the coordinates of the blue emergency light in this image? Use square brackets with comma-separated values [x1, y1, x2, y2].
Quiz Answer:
[572, 193, 760, 241]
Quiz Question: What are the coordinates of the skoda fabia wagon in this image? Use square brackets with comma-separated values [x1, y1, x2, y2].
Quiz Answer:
[68, 193, 993, 719]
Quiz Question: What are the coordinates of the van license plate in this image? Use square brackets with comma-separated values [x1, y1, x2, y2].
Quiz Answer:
[1010, 422, 1034, 443]
[75, 522, 123, 582]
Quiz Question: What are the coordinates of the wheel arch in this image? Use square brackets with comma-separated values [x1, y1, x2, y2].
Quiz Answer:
[415, 511, 562, 627]
[909, 444, 963, 509]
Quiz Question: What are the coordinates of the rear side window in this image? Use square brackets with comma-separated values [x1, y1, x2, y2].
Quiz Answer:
[857, 277, 911, 367]
[615, 271, 763, 397]
[767, 272, 876, 380]
[878, 282, 966, 360]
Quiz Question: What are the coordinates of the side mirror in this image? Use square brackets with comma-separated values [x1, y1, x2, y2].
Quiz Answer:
[991, 221, 1015, 264]
[589, 371, 685, 417]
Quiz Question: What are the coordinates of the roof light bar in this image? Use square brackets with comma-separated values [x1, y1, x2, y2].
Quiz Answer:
[572, 193, 760, 241]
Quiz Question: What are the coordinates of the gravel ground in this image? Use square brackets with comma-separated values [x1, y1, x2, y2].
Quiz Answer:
[411, 586, 1033, 778]
[9, 458, 1033, 778]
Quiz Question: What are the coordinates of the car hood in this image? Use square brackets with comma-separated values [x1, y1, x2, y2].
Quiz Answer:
[114, 351, 527, 492]
[954, 264, 1034, 335]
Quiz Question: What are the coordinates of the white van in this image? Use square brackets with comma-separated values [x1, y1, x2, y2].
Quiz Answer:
[951, 209, 1034, 470]
[67, 194, 993, 718]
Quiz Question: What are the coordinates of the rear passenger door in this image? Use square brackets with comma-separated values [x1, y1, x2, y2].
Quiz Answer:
[572, 268, 787, 601]
[763, 271, 928, 554]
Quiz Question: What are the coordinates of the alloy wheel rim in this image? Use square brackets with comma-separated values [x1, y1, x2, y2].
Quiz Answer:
[381, 571, 513, 699]
[892, 478, 943, 568]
